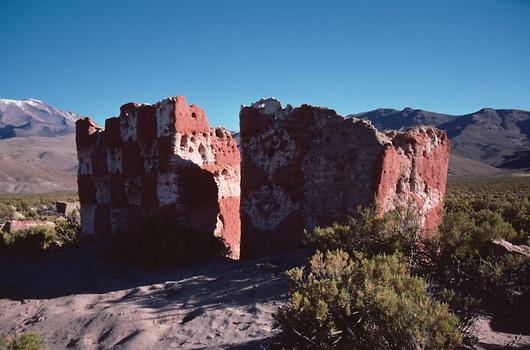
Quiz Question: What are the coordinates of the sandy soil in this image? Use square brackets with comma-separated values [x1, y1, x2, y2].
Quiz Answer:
[0, 245, 302, 349]
[474, 316, 530, 349]
[0, 245, 528, 349]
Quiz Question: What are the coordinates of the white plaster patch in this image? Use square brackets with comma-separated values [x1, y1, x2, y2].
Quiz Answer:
[241, 184, 296, 231]
[214, 166, 241, 198]
[156, 98, 176, 137]
[125, 176, 141, 206]
[157, 172, 179, 205]
[418, 188, 442, 223]
[106, 147, 122, 174]
[251, 98, 283, 116]
[382, 161, 443, 228]
[80, 204, 96, 235]
[246, 126, 296, 176]
[139, 141, 158, 173]
[213, 214, 224, 238]
[110, 207, 128, 234]
[424, 140, 432, 155]
[425, 128, 442, 155]
[94, 176, 110, 203]
[120, 110, 138, 142]
[175, 132, 215, 166]
[77, 149, 92, 175]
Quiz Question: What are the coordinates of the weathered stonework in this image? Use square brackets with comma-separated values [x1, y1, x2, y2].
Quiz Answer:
[239, 98, 450, 257]
[55, 201, 79, 217]
[77, 96, 450, 260]
[76, 96, 241, 258]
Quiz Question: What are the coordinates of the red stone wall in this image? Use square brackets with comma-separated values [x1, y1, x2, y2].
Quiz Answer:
[239, 98, 450, 257]
[76, 97, 241, 258]
[77, 96, 449, 260]
[377, 128, 450, 233]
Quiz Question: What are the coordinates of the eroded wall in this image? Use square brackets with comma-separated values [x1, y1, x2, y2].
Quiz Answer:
[239, 98, 450, 257]
[76, 96, 241, 258]
[76, 95, 449, 260]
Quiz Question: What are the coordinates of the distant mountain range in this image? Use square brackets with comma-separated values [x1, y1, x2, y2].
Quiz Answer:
[0, 99, 79, 193]
[350, 108, 530, 175]
[0, 98, 529, 193]
[0, 98, 78, 138]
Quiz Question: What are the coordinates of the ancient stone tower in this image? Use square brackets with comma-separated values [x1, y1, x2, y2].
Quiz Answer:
[75, 96, 241, 258]
[239, 98, 450, 257]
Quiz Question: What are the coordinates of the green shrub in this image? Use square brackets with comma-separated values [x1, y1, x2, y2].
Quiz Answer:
[303, 207, 482, 346]
[0, 227, 57, 256]
[292, 176, 530, 347]
[429, 209, 520, 258]
[102, 212, 230, 268]
[0, 192, 78, 223]
[0, 332, 46, 350]
[435, 289, 480, 345]
[425, 209, 530, 313]
[274, 250, 462, 350]
[444, 176, 530, 244]
[305, 207, 424, 272]
[53, 216, 81, 245]
[476, 253, 530, 313]
[0, 216, 81, 256]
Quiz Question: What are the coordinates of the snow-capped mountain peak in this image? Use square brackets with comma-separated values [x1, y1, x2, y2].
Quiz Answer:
[0, 98, 80, 138]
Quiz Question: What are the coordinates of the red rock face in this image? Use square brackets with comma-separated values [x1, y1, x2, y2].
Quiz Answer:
[75, 97, 241, 258]
[377, 128, 450, 233]
[239, 98, 450, 257]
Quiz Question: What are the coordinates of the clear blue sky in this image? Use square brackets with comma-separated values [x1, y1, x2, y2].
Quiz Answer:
[1, 0, 529, 131]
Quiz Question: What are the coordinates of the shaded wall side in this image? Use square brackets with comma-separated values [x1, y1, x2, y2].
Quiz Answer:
[239, 106, 388, 257]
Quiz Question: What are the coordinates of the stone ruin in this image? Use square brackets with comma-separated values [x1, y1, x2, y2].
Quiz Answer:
[56, 201, 80, 217]
[239, 99, 450, 257]
[75, 96, 450, 259]
[75, 97, 241, 258]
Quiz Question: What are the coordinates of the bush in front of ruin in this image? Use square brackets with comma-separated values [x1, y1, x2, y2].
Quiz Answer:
[295, 206, 481, 346]
[292, 177, 530, 348]
[305, 201, 530, 315]
[274, 249, 463, 350]
[425, 209, 530, 315]
[435, 176, 530, 317]
[0, 226, 57, 256]
[53, 215, 81, 245]
[305, 206, 424, 271]
[0, 215, 81, 256]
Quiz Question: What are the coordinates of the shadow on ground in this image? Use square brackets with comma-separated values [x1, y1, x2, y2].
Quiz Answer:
[0, 243, 311, 349]
[0, 242, 307, 305]
[490, 312, 530, 336]
[2, 244, 529, 349]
